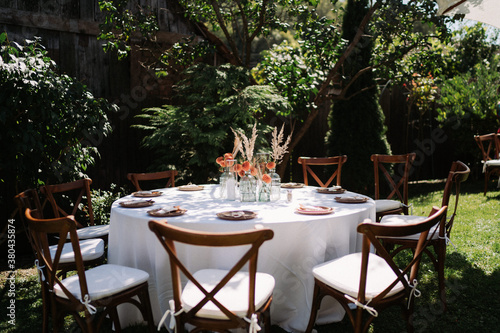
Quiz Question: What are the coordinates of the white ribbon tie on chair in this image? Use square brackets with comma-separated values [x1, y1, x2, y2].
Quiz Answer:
[34, 259, 45, 282]
[244, 313, 262, 333]
[80, 294, 97, 315]
[344, 294, 379, 317]
[158, 299, 184, 332]
[402, 203, 413, 215]
[408, 279, 422, 309]
[438, 234, 457, 250]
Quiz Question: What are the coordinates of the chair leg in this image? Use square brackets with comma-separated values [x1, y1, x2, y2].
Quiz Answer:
[262, 307, 272, 333]
[484, 171, 490, 195]
[404, 299, 415, 333]
[40, 283, 50, 333]
[305, 283, 324, 333]
[138, 285, 155, 333]
[437, 242, 447, 311]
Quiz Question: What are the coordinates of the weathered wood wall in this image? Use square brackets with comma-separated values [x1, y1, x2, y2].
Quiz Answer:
[0, 0, 199, 190]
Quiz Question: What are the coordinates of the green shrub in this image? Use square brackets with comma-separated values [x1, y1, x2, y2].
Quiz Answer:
[436, 61, 500, 161]
[134, 63, 290, 184]
[0, 33, 114, 197]
[90, 184, 127, 225]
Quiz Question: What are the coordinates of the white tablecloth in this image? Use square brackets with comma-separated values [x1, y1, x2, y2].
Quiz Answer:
[108, 185, 375, 332]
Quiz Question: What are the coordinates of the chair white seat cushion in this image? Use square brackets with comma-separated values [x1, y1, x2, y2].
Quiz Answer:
[313, 252, 406, 299]
[380, 214, 439, 240]
[66, 225, 109, 240]
[50, 238, 105, 264]
[375, 199, 403, 213]
[181, 269, 275, 319]
[54, 264, 149, 300]
[484, 159, 500, 172]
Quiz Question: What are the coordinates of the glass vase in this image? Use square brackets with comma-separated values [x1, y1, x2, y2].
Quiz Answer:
[219, 160, 236, 200]
[258, 180, 271, 202]
[240, 171, 257, 202]
[219, 168, 228, 199]
[269, 168, 281, 201]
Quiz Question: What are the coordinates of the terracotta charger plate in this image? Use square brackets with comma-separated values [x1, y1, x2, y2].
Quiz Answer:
[119, 200, 155, 208]
[296, 206, 334, 215]
[216, 210, 257, 221]
[178, 185, 204, 191]
[132, 191, 163, 197]
[281, 183, 305, 189]
[316, 188, 346, 194]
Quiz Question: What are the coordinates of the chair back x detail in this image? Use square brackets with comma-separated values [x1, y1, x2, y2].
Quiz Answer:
[40, 178, 109, 242]
[297, 156, 347, 188]
[148, 221, 275, 333]
[371, 153, 416, 220]
[127, 170, 178, 191]
[40, 178, 95, 229]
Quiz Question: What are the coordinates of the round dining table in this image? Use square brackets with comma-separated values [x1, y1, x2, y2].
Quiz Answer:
[108, 184, 375, 333]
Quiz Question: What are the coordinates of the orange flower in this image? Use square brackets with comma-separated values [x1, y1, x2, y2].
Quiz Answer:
[242, 161, 251, 171]
[226, 159, 235, 167]
[224, 153, 234, 160]
[250, 166, 258, 176]
[238, 169, 246, 178]
[235, 164, 243, 172]
[266, 161, 276, 170]
[220, 160, 226, 167]
[262, 173, 272, 184]
[216, 156, 224, 165]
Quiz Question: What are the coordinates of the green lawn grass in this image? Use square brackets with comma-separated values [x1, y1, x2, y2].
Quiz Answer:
[1, 178, 499, 332]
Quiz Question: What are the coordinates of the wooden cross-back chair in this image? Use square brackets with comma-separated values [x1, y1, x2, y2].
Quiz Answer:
[297, 156, 347, 188]
[305, 206, 448, 333]
[40, 178, 109, 242]
[15, 191, 106, 333]
[127, 170, 178, 191]
[15, 189, 105, 273]
[371, 153, 416, 221]
[379, 160, 470, 311]
[474, 133, 500, 195]
[25, 209, 155, 333]
[148, 221, 275, 333]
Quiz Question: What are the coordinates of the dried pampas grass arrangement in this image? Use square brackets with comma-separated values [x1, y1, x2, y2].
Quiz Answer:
[270, 124, 292, 165]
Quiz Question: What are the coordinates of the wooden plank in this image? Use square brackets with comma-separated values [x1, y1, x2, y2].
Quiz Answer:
[0, 8, 100, 35]
[17, 0, 38, 12]
[80, 0, 95, 21]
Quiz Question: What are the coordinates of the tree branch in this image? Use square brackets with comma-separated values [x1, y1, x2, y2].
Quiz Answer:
[314, 2, 381, 106]
[210, 0, 242, 64]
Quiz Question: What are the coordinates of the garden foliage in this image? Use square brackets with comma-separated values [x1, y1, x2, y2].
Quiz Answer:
[134, 63, 291, 184]
[0, 33, 115, 196]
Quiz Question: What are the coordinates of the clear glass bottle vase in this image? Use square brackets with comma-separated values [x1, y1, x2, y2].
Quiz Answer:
[219, 163, 236, 200]
[269, 168, 281, 201]
[240, 171, 257, 202]
[258, 180, 271, 202]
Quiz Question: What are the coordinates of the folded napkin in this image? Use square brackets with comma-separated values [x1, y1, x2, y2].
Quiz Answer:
[298, 204, 329, 212]
[136, 190, 154, 195]
[156, 206, 181, 214]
